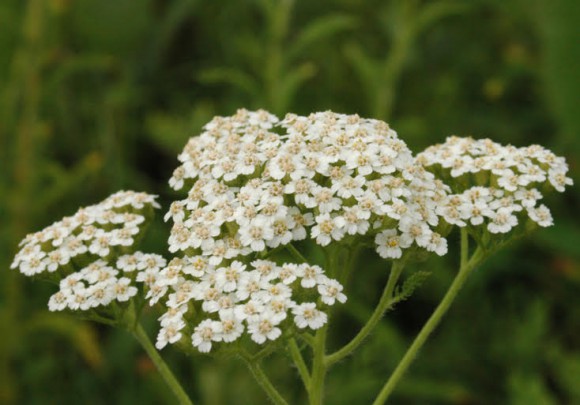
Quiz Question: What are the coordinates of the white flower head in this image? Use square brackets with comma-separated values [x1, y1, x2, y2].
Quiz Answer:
[293, 303, 327, 330]
[192, 319, 223, 352]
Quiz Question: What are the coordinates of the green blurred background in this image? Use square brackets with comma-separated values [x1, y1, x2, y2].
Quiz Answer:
[1, 0, 579, 404]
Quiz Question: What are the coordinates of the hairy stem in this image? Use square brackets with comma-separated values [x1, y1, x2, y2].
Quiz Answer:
[288, 338, 311, 387]
[241, 355, 289, 405]
[286, 243, 308, 263]
[325, 259, 406, 367]
[132, 324, 194, 405]
[308, 324, 328, 405]
[373, 238, 485, 404]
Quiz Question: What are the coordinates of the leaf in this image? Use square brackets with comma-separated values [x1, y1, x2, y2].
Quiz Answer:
[507, 371, 558, 405]
[415, 1, 475, 35]
[148, 0, 199, 66]
[25, 312, 103, 369]
[198, 67, 259, 97]
[288, 14, 358, 61]
[547, 345, 580, 401]
[278, 62, 317, 112]
[36, 151, 103, 210]
[146, 103, 216, 155]
[392, 271, 431, 304]
[343, 42, 379, 104]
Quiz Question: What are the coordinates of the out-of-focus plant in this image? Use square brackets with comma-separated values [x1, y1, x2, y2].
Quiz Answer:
[198, 0, 357, 115]
[2, 0, 579, 403]
[11, 109, 573, 404]
[344, 0, 474, 121]
[0, 1, 106, 402]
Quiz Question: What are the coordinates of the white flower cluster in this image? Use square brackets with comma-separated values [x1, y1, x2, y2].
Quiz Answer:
[147, 258, 345, 352]
[167, 109, 454, 261]
[11, 190, 159, 278]
[417, 136, 573, 234]
[48, 253, 166, 312]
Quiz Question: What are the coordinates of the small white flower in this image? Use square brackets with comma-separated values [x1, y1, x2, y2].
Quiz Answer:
[88, 234, 112, 257]
[318, 279, 347, 305]
[218, 310, 244, 342]
[296, 264, 324, 288]
[311, 186, 343, 213]
[48, 291, 69, 311]
[375, 229, 406, 259]
[236, 271, 262, 301]
[156, 319, 186, 349]
[192, 319, 223, 353]
[342, 206, 370, 235]
[45, 249, 70, 272]
[425, 232, 448, 256]
[215, 261, 246, 292]
[234, 300, 264, 321]
[117, 253, 141, 272]
[292, 303, 327, 330]
[488, 207, 518, 234]
[527, 204, 553, 227]
[514, 188, 542, 208]
[278, 263, 299, 285]
[158, 305, 188, 327]
[247, 312, 282, 344]
[114, 278, 138, 302]
[86, 280, 116, 307]
[399, 221, 432, 248]
[238, 216, 273, 252]
[311, 213, 346, 246]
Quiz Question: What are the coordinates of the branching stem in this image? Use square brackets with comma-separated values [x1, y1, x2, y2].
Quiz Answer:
[325, 259, 406, 367]
[132, 323, 193, 405]
[372, 232, 485, 404]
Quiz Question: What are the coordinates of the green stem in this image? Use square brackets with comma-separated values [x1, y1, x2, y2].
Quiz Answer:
[338, 244, 362, 286]
[288, 338, 311, 387]
[132, 324, 194, 405]
[299, 332, 316, 348]
[372, 244, 486, 405]
[241, 356, 289, 405]
[325, 259, 406, 367]
[373, 2, 416, 121]
[308, 324, 328, 405]
[460, 228, 469, 268]
[286, 243, 308, 263]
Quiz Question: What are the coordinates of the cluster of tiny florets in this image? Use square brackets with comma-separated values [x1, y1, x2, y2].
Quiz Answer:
[12, 191, 159, 277]
[167, 109, 455, 261]
[47, 252, 165, 312]
[417, 136, 573, 234]
[147, 258, 345, 352]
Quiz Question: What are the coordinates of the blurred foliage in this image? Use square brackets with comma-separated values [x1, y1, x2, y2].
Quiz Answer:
[1, 0, 578, 404]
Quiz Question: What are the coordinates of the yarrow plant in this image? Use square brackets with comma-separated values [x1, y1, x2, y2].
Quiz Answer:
[12, 110, 572, 404]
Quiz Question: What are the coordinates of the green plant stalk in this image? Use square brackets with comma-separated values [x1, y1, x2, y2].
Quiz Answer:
[325, 259, 406, 367]
[242, 356, 289, 405]
[288, 338, 311, 387]
[264, 0, 292, 114]
[373, 2, 416, 121]
[286, 243, 308, 263]
[373, 230, 485, 404]
[306, 243, 342, 405]
[308, 324, 328, 405]
[132, 324, 194, 405]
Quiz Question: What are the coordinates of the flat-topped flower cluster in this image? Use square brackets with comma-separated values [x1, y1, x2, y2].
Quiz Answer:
[167, 109, 455, 262]
[10, 110, 572, 356]
[11, 191, 159, 277]
[417, 136, 573, 235]
[48, 252, 166, 312]
[11, 191, 161, 312]
[145, 257, 345, 352]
